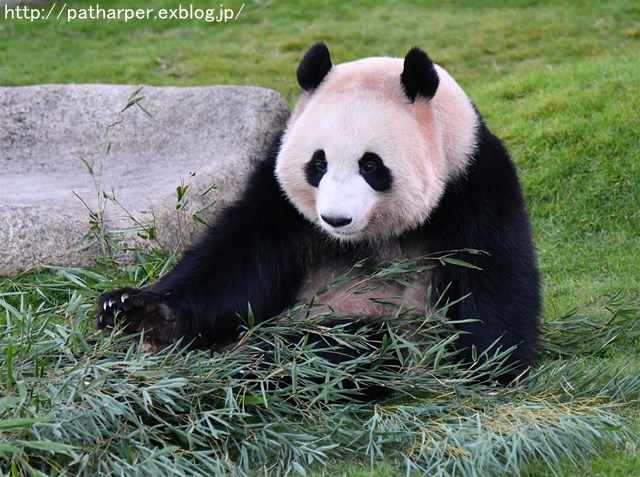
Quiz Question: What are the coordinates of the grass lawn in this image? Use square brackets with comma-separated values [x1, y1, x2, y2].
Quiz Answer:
[1, 0, 639, 475]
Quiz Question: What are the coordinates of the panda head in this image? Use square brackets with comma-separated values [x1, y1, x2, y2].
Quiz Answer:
[275, 43, 479, 242]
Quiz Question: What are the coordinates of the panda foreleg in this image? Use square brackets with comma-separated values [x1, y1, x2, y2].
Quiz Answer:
[97, 147, 312, 350]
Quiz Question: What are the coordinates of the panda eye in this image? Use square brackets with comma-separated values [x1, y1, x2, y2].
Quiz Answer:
[314, 156, 327, 172]
[359, 152, 383, 176]
[361, 160, 378, 174]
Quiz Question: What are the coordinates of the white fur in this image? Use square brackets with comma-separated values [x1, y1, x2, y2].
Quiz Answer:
[275, 54, 479, 241]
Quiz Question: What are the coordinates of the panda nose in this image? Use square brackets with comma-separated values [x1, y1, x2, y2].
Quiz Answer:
[321, 215, 353, 228]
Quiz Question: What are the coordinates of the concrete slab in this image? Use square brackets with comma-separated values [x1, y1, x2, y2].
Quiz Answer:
[0, 84, 290, 276]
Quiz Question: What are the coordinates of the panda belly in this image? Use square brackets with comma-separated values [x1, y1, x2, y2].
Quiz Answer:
[295, 242, 431, 320]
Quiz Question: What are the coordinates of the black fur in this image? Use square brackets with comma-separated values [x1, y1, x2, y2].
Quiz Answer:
[400, 47, 440, 101]
[420, 118, 540, 379]
[98, 46, 540, 392]
[297, 42, 332, 92]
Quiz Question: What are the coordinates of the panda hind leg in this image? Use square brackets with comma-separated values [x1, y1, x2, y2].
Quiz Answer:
[251, 319, 400, 401]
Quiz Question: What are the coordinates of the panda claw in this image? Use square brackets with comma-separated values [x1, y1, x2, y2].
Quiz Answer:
[121, 293, 130, 303]
[108, 299, 116, 307]
[103, 301, 108, 311]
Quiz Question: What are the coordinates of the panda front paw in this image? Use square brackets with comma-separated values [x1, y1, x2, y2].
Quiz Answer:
[97, 287, 177, 348]
[97, 287, 153, 329]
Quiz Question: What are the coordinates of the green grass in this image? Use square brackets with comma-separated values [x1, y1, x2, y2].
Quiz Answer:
[1, 0, 639, 475]
[1, 260, 639, 476]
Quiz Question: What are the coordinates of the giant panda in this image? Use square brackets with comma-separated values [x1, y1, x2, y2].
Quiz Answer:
[98, 43, 540, 386]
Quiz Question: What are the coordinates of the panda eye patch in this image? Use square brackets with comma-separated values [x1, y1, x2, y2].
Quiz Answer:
[305, 149, 327, 187]
[359, 152, 393, 192]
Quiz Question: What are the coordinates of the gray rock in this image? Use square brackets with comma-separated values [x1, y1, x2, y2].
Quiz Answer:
[0, 84, 290, 276]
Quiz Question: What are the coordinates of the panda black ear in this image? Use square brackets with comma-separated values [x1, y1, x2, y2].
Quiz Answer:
[400, 47, 439, 102]
[297, 42, 332, 92]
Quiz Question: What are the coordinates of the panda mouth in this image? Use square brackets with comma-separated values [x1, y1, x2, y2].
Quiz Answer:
[316, 216, 368, 240]
[317, 222, 359, 237]
[328, 229, 365, 240]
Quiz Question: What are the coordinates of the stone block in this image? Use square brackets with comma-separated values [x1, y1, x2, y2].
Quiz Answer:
[0, 84, 290, 275]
